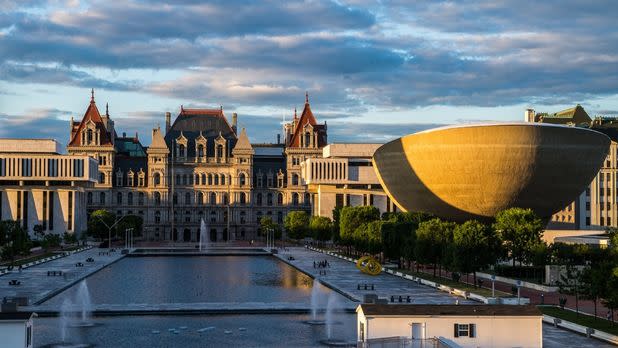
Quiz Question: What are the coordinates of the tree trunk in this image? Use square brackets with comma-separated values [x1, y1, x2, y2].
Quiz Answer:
[594, 298, 597, 321]
[433, 263, 437, 277]
[473, 272, 477, 288]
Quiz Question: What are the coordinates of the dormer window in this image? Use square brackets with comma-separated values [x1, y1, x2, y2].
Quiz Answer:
[87, 129, 93, 144]
[198, 144, 204, 157]
[179, 144, 186, 157]
[128, 171, 135, 186]
[116, 170, 123, 186]
[304, 132, 311, 148]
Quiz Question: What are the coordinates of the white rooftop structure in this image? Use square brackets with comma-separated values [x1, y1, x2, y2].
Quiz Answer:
[0, 139, 62, 154]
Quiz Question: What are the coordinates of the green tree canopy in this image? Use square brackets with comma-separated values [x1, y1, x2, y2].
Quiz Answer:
[353, 220, 383, 254]
[452, 220, 500, 285]
[339, 206, 380, 244]
[493, 207, 544, 266]
[415, 218, 455, 275]
[116, 214, 144, 238]
[309, 216, 332, 241]
[0, 220, 31, 262]
[87, 209, 116, 240]
[284, 210, 310, 239]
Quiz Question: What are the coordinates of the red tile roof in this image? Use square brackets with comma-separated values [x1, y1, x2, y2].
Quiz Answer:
[68, 90, 113, 147]
[288, 93, 327, 148]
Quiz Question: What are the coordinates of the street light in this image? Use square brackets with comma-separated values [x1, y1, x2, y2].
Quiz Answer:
[94, 213, 129, 250]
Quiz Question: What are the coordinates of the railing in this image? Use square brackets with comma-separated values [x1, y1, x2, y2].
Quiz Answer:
[357, 337, 456, 348]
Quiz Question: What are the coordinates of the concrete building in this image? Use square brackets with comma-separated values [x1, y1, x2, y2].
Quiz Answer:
[530, 106, 618, 230]
[0, 311, 36, 348]
[356, 304, 542, 348]
[64, 90, 321, 242]
[372, 123, 609, 222]
[0, 139, 98, 238]
[300, 143, 397, 219]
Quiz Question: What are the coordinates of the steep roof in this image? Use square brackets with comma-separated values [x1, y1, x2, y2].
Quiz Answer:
[288, 93, 327, 148]
[68, 90, 113, 147]
[233, 128, 253, 152]
[149, 127, 169, 150]
[358, 304, 541, 317]
[536, 104, 591, 125]
[164, 106, 237, 157]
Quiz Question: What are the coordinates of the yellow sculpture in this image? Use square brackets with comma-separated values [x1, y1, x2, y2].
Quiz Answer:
[356, 256, 382, 275]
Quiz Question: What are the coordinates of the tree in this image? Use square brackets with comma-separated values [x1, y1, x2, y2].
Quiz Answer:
[309, 216, 332, 243]
[87, 209, 116, 240]
[452, 220, 500, 286]
[33, 224, 45, 241]
[116, 214, 144, 239]
[353, 220, 383, 255]
[332, 207, 342, 244]
[339, 206, 380, 253]
[0, 220, 31, 263]
[284, 211, 310, 239]
[415, 218, 455, 276]
[493, 208, 544, 266]
[260, 216, 282, 240]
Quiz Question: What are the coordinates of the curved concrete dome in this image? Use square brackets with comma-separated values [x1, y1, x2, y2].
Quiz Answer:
[372, 123, 611, 221]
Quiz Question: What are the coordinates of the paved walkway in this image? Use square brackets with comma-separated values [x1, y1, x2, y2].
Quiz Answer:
[275, 247, 474, 305]
[0, 248, 125, 305]
[417, 266, 612, 319]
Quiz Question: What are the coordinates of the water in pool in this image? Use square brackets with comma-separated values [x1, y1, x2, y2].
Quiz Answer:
[45, 255, 342, 305]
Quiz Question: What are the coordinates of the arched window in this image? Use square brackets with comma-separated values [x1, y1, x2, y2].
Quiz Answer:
[198, 192, 204, 204]
[87, 129, 93, 144]
[208, 174, 213, 185]
[117, 192, 122, 205]
[155, 210, 161, 223]
[292, 192, 299, 206]
[240, 211, 246, 224]
[128, 192, 133, 205]
[99, 192, 106, 204]
[210, 210, 216, 223]
[179, 144, 185, 157]
[277, 211, 283, 224]
[257, 193, 263, 206]
[183, 174, 188, 185]
[185, 192, 191, 205]
[304, 193, 310, 205]
[210, 192, 217, 205]
[305, 132, 311, 147]
[292, 174, 299, 186]
[195, 174, 200, 185]
[223, 193, 228, 205]
[256, 211, 263, 223]
[154, 192, 161, 205]
[173, 193, 178, 205]
[138, 192, 144, 205]
[153, 172, 161, 186]
[201, 173, 206, 185]
[214, 174, 219, 185]
[216, 144, 223, 159]
[267, 193, 273, 206]
[87, 192, 93, 204]
[221, 174, 226, 185]
[239, 173, 246, 186]
[197, 144, 204, 157]
[240, 192, 247, 204]
[277, 193, 283, 205]
[176, 174, 181, 185]
[99, 172, 106, 184]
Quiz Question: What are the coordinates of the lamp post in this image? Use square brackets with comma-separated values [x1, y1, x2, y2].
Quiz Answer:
[94, 213, 129, 250]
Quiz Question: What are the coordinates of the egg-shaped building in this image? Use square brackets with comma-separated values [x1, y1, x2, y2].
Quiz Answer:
[372, 123, 610, 221]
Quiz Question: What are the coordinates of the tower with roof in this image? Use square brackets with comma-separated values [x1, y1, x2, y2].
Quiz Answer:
[67, 90, 116, 190]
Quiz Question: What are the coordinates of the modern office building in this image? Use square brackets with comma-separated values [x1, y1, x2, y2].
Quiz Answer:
[0, 139, 98, 237]
[300, 143, 397, 219]
[65, 90, 324, 242]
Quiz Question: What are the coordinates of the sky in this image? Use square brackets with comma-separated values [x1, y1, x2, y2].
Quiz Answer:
[1, 0, 618, 147]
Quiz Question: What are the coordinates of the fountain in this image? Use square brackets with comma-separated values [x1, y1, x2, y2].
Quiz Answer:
[304, 279, 325, 325]
[320, 291, 353, 347]
[43, 281, 95, 348]
[199, 218, 210, 252]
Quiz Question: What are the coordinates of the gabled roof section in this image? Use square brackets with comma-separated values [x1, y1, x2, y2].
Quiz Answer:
[115, 136, 146, 157]
[164, 106, 237, 157]
[536, 104, 592, 125]
[289, 92, 327, 148]
[68, 90, 113, 147]
[233, 128, 254, 154]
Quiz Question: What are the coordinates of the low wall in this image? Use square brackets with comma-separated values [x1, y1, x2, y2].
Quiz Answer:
[476, 271, 559, 292]
[543, 313, 618, 345]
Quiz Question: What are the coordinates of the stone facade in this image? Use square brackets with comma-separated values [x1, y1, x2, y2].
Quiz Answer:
[66, 91, 327, 242]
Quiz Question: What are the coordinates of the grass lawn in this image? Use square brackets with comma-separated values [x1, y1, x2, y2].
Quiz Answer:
[396, 269, 511, 298]
[539, 306, 618, 336]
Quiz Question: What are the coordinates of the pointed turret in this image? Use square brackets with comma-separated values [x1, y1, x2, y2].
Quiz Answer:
[233, 128, 254, 153]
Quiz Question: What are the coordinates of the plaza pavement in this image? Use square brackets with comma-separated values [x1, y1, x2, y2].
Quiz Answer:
[275, 247, 474, 305]
[0, 247, 125, 305]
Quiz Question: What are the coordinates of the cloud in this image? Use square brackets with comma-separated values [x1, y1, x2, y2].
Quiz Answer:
[0, 108, 70, 143]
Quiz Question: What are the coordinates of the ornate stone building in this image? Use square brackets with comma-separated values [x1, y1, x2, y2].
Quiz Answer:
[68, 91, 325, 242]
